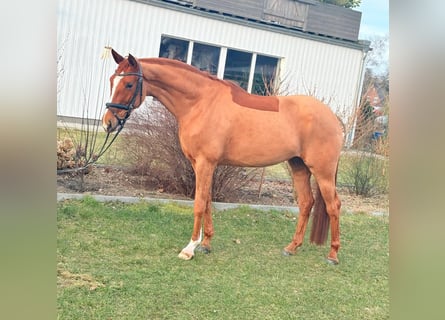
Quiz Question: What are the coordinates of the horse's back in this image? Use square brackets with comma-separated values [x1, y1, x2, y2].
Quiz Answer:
[279, 95, 343, 139]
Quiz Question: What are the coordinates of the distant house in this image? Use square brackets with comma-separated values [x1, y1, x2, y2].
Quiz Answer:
[57, 0, 371, 146]
[363, 83, 386, 115]
[353, 81, 388, 147]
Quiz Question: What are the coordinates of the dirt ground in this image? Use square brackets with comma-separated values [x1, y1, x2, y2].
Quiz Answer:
[57, 165, 389, 214]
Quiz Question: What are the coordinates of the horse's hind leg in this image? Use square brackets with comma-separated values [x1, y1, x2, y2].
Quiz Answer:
[283, 157, 314, 256]
[316, 177, 341, 264]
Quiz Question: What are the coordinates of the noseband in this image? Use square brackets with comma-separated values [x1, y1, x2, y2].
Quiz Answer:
[105, 60, 143, 130]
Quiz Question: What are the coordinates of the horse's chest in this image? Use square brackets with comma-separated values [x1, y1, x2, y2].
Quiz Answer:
[178, 117, 228, 160]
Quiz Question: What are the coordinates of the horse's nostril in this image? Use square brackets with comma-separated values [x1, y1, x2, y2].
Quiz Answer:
[103, 120, 112, 133]
[107, 121, 113, 132]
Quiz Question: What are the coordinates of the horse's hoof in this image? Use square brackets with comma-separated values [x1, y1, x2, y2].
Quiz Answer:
[178, 251, 194, 260]
[197, 246, 211, 254]
[326, 257, 339, 265]
[282, 249, 295, 257]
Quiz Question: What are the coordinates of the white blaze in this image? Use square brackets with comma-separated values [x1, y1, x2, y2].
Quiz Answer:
[103, 75, 124, 130]
[110, 75, 123, 100]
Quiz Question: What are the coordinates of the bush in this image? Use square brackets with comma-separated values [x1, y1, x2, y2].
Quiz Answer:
[340, 151, 388, 197]
[57, 137, 90, 172]
[121, 102, 260, 201]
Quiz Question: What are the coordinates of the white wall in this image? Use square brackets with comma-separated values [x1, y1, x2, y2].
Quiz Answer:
[58, 0, 366, 132]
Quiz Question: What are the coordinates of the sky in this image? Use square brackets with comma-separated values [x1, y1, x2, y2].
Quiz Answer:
[355, 0, 389, 38]
[354, 0, 389, 74]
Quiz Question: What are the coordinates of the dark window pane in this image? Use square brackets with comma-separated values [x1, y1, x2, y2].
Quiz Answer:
[223, 49, 252, 90]
[191, 43, 220, 75]
[252, 55, 279, 96]
[159, 36, 189, 62]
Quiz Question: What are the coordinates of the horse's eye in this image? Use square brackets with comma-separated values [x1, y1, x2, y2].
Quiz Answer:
[125, 82, 133, 89]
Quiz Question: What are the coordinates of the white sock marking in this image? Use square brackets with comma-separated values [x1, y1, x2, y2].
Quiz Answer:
[182, 227, 203, 254]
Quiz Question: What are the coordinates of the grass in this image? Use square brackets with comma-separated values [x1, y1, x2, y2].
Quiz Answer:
[264, 163, 291, 181]
[58, 197, 389, 319]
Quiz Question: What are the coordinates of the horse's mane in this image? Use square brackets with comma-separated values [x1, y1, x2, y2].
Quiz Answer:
[140, 57, 279, 112]
[141, 57, 220, 82]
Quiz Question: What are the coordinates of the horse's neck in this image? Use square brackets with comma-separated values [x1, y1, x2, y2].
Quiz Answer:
[141, 59, 206, 119]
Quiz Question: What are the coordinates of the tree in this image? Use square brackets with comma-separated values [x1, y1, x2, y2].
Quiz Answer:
[318, 0, 361, 8]
[363, 34, 389, 97]
[365, 35, 389, 75]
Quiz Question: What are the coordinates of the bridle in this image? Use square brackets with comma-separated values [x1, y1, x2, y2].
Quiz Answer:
[95, 58, 144, 161]
[105, 59, 144, 131]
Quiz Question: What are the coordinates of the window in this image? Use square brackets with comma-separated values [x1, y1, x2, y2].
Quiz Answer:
[158, 35, 280, 95]
[191, 43, 220, 75]
[159, 36, 189, 62]
[252, 55, 279, 95]
[223, 49, 252, 91]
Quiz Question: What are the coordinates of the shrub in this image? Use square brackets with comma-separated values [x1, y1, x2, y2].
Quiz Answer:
[340, 151, 388, 197]
[121, 102, 260, 201]
[57, 137, 90, 172]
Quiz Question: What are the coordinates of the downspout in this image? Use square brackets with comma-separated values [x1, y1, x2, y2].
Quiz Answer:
[346, 40, 371, 148]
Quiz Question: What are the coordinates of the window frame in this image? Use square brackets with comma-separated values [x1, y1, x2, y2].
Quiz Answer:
[159, 35, 281, 95]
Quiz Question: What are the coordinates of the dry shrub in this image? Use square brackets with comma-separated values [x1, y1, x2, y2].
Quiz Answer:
[372, 133, 389, 157]
[57, 137, 90, 172]
[57, 138, 76, 169]
[121, 102, 260, 201]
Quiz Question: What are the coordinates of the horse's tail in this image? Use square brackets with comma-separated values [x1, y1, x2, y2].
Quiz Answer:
[309, 165, 338, 245]
[309, 181, 329, 245]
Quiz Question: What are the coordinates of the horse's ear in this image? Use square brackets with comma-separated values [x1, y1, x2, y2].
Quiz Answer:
[111, 48, 124, 64]
[128, 54, 138, 67]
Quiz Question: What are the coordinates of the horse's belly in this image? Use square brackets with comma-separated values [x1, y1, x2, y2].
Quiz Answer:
[221, 138, 298, 167]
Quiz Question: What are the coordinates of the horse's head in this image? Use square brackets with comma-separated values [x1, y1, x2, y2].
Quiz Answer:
[102, 49, 145, 133]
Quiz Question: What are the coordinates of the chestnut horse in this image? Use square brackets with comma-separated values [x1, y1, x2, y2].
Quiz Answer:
[102, 49, 343, 264]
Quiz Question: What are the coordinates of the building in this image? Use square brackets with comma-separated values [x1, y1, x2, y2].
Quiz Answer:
[57, 0, 371, 146]
[363, 83, 386, 115]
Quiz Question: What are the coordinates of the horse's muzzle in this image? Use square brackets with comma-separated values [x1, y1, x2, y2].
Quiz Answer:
[104, 120, 114, 133]
[102, 111, 118, 133]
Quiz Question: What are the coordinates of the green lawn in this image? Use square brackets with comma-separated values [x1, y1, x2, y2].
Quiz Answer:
[57, 197, 389, 319]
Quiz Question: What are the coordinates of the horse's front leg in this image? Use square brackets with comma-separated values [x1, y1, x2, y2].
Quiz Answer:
[178, 159, 215, 260]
